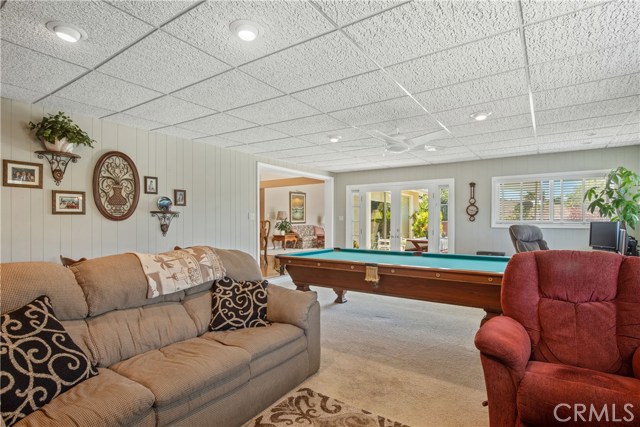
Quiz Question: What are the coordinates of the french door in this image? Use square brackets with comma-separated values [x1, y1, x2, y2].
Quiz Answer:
[347, 179, 454, 253]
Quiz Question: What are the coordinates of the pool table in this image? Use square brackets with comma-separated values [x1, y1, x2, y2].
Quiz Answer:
[276, 248, 510, 324]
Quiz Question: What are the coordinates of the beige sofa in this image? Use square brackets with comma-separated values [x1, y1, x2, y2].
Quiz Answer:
[1, 249, 320, 427]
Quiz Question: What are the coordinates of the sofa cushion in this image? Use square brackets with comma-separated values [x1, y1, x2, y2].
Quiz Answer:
[1, 296, 98, 426]
[202, 323, 306, 376]
[517, 361, 640, 427]
[210, 278, 270, 331]
[13, 368, 155, 427]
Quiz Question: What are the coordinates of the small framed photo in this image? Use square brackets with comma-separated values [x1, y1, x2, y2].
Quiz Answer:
[52, 190, 86, 215]
[3, 160, 43, 189]
[144, 176, 158, 194]
[174, 189, 186, 206]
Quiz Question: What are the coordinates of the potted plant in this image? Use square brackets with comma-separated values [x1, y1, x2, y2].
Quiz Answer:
[584, 166, 640, 234]
[275, 217, 292, 235]
[28, 112, 95, 153]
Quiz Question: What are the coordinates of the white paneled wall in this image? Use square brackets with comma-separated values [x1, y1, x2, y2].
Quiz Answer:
[0, 98, 258, 263]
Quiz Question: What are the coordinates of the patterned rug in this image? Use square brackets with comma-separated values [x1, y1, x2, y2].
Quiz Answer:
[244, 388, 411, 427]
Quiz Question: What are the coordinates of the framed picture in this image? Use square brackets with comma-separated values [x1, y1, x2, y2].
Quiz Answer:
[3, 160, 43, 189]
[93, 151, 140, 221]
[52, 190, 86, 215]
[144, 176, 158, 194]
[289, 191, 306, 224]
[174, 189, 186, 206]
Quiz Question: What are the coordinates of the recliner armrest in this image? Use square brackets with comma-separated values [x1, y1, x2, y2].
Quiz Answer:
[633, 347, 640, 379]
[475, 316, 531, 377]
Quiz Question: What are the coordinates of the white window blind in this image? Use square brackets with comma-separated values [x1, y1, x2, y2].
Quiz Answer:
[493, 171, 607, 227]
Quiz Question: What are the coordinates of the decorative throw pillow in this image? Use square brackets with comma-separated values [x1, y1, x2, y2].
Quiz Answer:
[1, 295, 98, 426]
[210, 277, 270, 331]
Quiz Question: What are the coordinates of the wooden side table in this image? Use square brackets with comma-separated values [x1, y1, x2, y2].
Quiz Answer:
[272, 234, 298, 249]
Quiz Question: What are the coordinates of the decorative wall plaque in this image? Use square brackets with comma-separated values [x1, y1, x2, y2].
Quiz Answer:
[93, 151, 139, 221]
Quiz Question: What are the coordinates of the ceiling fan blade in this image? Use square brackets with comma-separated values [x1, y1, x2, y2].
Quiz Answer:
[407, 129, 450, 148]
[372, 130, 412, 153]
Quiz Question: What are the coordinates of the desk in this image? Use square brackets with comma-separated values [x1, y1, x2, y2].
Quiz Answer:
[272, 234, 298, 249]
[276, 248, 510, 325]
[406, 238, 428, 251]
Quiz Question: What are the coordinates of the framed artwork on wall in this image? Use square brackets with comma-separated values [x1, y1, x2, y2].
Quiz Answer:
[289, 191, 306, 224]
[174, 189, 186, 206]
[52, 190, 86, 215]
[3, 160, 43, 189]
[93, 151, 140, 221]
[144, 176, 158, 194]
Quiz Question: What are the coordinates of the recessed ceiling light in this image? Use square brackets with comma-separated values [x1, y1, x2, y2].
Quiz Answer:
[424, 145, 438, 152]
[470, 111, 492, 121]
[46, 21, 87, 43]
[329, 136, 341, 143]
[230, 20, 262, 42]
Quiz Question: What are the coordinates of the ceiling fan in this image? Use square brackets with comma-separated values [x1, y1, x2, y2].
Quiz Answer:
[372, 128, 450, 154]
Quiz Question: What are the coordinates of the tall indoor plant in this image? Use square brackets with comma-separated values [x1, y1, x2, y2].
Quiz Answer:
[29, 111, 95, 152]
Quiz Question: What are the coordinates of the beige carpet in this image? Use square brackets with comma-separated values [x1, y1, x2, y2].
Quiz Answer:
[272, 279, 489, 427]
[245, 388, 410, 427]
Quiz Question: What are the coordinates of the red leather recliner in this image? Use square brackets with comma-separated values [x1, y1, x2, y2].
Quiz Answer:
[475, 250, 640, 427]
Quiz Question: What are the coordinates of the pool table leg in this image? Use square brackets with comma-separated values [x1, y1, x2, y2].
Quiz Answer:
[333, 289, 347, 304]
[481, 309, 501, 326]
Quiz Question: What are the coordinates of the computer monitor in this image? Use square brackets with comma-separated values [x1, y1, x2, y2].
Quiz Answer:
[589, 221, 622, 252]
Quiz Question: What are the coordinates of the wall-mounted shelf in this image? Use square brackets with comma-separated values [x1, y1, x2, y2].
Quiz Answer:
[151, 210, 179, 236]
[35, 151, 80, 186]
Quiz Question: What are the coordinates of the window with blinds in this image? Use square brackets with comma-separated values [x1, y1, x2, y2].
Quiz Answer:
[492, 171, 608, 227]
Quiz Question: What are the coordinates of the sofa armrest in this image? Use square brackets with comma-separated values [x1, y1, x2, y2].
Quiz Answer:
[475, 316, 531, 377]
[267, 284, 317, 331]
[634, 347, 640, 379]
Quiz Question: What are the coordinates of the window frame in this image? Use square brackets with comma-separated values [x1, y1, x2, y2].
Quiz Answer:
[491, 169, 609, 229]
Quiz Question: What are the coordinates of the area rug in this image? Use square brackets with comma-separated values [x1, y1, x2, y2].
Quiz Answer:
[245, 388, 410, 427]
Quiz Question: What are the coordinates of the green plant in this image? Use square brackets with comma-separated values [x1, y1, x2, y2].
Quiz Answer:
[584, 166, 640, 231]
[275, 218, 292, 233]
[28, 112, 95, 148]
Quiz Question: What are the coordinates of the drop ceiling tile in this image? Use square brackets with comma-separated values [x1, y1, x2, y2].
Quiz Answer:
[155, 126, 209, 140]
[106, 1, 200, 26]
[98, 31, 229, 94]
[458, 128, 535, 145]
[608, 137, 640, 147]
[529, 42, 639, 92]
[343, 1, 519, 66]
[313, 1, 405, 26]
[525, 1, 639, 65]
[196, 135, 241, 148]
[298, 127, 372, 145]
[433, 95, 531, 127]
[178, 113, 256, 135]
[449, 114, 532, 137]
[416, 69, 529, 113]
[227, 144, 268, 154]
[267, 114, 347, 136]
[520, 0, 609, 24]
[219, 127, 289, 143]
[173, 70, 283, 112]
[428, 154, 479, 164]
[271, 145, 336, 158]
[163, 1, 333, 66]
[1, 84, 47, 104]
[56, 72, 162, 111]
[335, 145, 386, 156]
[0, 41, 87, 94]
[291, 70, 405, 113]
[534, 73, 640, 110]
[538, 141, 608, 153]
[124, 96, 214, 125]
[470, 138, 538, 151]
[36, 96, 116, 118]
[388, 31, 524, 94]
[536, 126, 623, 144]
[103, 113, 166, 131]
[360, 114, 443, 136]
[0, 1, 153, 68]
[226, 96, 320, 125]
[333, 138, 385, 152]
[536, 96, 639, 125]
[290, 152, 351, 163]
[537, 113, 631, 136]
[412, 145, 475, 158]
[478, 147, 540, 159]
[241, 32, 377, 93]
[247, 137, 314, 152]
[330, 97, 428, 126]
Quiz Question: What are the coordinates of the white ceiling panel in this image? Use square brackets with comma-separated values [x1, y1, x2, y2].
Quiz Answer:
[477, 146, 540, 159]
[608, 137, 640, 148]
[533, 73, 640, 111]
[343, 1, 519, 66]
[360, 114, 444, 136]
[411, 145, 475, 158]
[291, 71, 405, 113]
[268, 145, 336, 158]
[37, 96, 116, 119]
[155, 126, 209, 139]
[332, 138, 385, 152]
[520, 0, 609, 24]
[0, 41, 87, 95]
[226, 96, 320, 125]
[246, 137, 314, 152]
[179, 113, 256, 135]
[173, 70, 283, 112]
[433, 95, 531, 127]
[196, 135, 241, 148]
[538, 141, 608, 153]
[428, 154, 479, 164]
[55, 72, 162, 111]
[103, 113, 166, 131]
[267, 114, 347, 136]
[457, 128, 536, 145]
[0, 1, 153, 68]
[313, 1, 405, 26]
[106, 1, 200, 26]
[469, 138, 538, 151]
[1, 84, 46, 104]
[416, 69, 529, 113]
[529, 42, 639, 92]
[98, 31, 229, 94]
[536, 126, 623, 144]
[536, 96, 639, 125]
[219, 126, 289, 143]
[240, 32, 377, 93]
[330, 97, 428, 126]
[388, 31, 524, 94]
[335, 146, 386, 156]
[537, 113, 631, 135]
[525, 1, 639, 65]
[449, 114, 532, 137]
[290, 152, 353, 163]
[124, 95, 214, 126]
[227, 144, 268, 154]
[298, 127, 372, 145]
[163, 1, 333, 66]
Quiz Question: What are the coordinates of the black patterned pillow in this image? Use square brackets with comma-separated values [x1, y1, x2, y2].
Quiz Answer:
[1, 295, 98, 426]
[210, 277, 270, 331]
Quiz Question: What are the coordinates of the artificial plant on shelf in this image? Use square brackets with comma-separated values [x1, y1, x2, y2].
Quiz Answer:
[275, 217, 293, 234]
[28, 112, 95, 152]
[584, 166, 640, 234]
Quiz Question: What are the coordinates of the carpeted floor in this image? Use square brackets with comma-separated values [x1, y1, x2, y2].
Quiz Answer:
[272, 278, 489, 427]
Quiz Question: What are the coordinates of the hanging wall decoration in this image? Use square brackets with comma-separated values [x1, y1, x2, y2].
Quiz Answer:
[92, 151, 140, 221]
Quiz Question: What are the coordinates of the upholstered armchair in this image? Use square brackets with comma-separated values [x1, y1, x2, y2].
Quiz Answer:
[292, 225, 323, 249]
[475, 251, 640, 427]
[509, 224, 549, 253]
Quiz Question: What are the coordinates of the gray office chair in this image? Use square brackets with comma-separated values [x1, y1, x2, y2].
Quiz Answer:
[508, 225, 549, 253]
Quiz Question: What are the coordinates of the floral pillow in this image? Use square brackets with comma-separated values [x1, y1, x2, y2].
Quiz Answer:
[210, 277, 270, 331]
